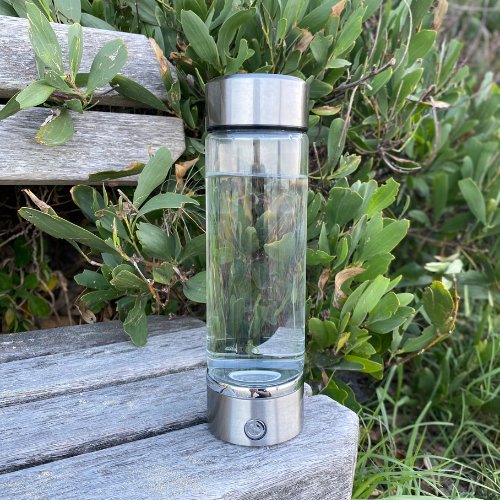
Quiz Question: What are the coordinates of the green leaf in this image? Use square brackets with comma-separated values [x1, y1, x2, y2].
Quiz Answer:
[432, 172, 449, 222]
[70, 185, 105, 222]
[351, 276, 390, 325]
[309, 318, 338, 349]
[359, 219, 409, 261]
[0, 94, 21, 121]
[136, 223, 172, 260]
[15, 80, 55, 109]
[325, 58, 351, 69]
[366, 68, 392, 96]
[458, 178, 487, 225]
[123, 295, 149, 346]
[18, 207, 115, 254]
[86, 39, 128, 94]
[110, 270, 149, 293]
[408, 29, 436, 63]
[264, 232, 295, 263]
[153, 263, 175, 285]
[26, 2, 64, 73]
[327, 118, 346, 168]
[180, 234, 206, 263]
[180, 10, 220, 68]
[367, 292, 400, 324]
[225, 39, 254, 74]
[343, 354, 383, 374]
[306, 248, 334, 266]
[330, 155, 361, 179]
[80, 288, 122, 312]
[400, 325, 437, 353]
[365, 178, 400, 218]
[54, 0, 81, 22]
[395, 68, 423, 105]
[36, 109, 74, 146]
[65, 98, 83, 112]
[422, 281, 455, 333]
[183, 271, 207, 303]
[133, 147, 173, 208]
[88, 162, 145, 182]
[68, 22, 83, 79]
[410, 0, 433, 28]
[74, 269, 110, 290]
[110, 75, 167, 111]
[80, 13, 116, 31]
[309, 79, 333, 98]
[300, 0, 338, 32]
[217, 8, 255, 64]
[27, 295, 51, 317]
[137, 193, 199, 218]
[333, 8, 365, 57]
[325, 188, 363, 228]
[369, 306, 414, 334]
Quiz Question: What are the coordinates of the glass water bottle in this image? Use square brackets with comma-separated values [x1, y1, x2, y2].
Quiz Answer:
[205, 74, 308, 446]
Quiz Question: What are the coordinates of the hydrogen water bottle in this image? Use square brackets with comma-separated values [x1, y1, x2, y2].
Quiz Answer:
[205, 74, 308, 446]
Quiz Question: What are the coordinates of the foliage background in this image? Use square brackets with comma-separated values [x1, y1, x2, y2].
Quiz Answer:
[0, 0, 498, 498]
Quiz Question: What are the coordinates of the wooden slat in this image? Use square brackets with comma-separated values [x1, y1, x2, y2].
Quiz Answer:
[0, 106, 185, 184]
[0, 325, 206, 406]
[0, 396, 359, 500]
[0, 368, 207, 473]
[0, 316, 204, 363]
[0, 15, 167, 106]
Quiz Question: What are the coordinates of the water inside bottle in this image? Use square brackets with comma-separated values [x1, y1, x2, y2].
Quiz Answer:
[206, 173, 307, 387]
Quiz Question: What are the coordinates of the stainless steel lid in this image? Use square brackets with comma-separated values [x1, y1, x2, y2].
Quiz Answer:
[206, 74, 308, 131]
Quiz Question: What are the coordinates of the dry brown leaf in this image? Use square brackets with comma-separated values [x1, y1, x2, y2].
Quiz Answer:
[331, 0, 346, 17]
[333, 267, 365, 307]
[432, 0, 448, 31]
[22, 189, 53, 214]
[76, 304, 97, 324]
[318, 267, 331, 292]
[294, 29, 313, 53]
[149, 37, 169, 76]
[169, 52, 193, 65]
[175, 157, 199, 188]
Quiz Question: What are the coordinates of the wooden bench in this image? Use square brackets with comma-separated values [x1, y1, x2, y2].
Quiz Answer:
[0, 14, 359, 499]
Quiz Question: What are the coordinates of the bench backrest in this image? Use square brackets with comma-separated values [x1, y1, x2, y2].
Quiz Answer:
[0, 15, 185, 185]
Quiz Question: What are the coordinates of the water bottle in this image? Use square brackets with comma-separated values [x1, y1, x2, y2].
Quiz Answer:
[205, 74, 308, 446]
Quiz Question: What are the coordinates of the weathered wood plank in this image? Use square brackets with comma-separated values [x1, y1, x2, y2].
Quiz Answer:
[0, 316, 204, 363]
[0, 15, 167, 106]
[0, 368, 207, 473]
[0, 106, 185, 184]
[0, 396, 359, 500]
[0, 325, 206, 406]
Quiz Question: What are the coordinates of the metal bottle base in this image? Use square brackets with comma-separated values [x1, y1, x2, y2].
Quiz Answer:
[207, 374, 304, 446]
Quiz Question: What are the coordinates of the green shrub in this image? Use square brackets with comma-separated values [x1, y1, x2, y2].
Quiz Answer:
[3, 1, 498, 413]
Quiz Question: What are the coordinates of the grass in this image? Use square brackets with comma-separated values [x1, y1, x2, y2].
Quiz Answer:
[353, 324, 500, 500]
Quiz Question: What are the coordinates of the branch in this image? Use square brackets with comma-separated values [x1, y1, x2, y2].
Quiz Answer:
[327, 58, 396, 100]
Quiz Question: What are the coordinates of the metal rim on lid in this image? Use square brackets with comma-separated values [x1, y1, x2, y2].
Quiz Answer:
[206, 74, 309, 131]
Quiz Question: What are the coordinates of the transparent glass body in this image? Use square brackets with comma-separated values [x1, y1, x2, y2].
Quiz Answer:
[206, 130, 308, 388]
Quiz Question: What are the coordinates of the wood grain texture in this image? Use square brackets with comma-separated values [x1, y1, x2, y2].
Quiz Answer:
[0, 368, 207, 473]
[0, 395, 359, 500]
[0, 15, 167, 106]
[0, 316, 204, 363]
[0, 106, 185, 184]
[0, 325, 206, 406]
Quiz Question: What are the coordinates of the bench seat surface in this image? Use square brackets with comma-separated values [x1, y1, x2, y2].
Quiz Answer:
[0, 317, 359, 499]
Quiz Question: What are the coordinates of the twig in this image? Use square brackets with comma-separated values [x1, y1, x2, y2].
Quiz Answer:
[327, 58, 396, 99]
[379, 148, 422, 174]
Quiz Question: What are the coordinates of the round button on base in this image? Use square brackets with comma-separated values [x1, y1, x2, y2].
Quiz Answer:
[244, 419, 267, 440]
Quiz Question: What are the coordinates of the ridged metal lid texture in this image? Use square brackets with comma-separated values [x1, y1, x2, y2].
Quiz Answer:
[206, 74, 308, 130]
